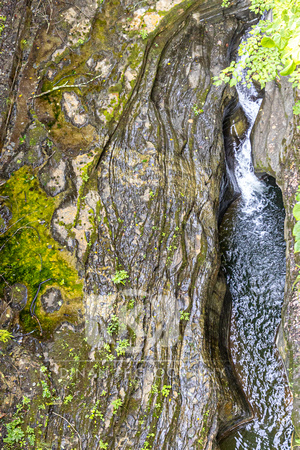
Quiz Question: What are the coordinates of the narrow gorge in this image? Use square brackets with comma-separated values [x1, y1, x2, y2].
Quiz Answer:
[0, 0, 299, 449]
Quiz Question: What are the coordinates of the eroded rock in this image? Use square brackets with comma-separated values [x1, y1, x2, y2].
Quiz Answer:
[62, 92, 88, 128]
[41, 287, 63, 313]
[6, 283, 28, 311]
[0, 0, 256, 448]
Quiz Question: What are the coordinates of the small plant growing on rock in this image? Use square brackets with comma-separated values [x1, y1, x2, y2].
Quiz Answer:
[161, 385, 171, 397]
[0, 329, 13, 343]
[140, 29, 148, 40]
[192, 105, 203, 116]
[107, 314, 119, 335]
[112, 398, 123, 414]
[180, 311, 190, 321]
[112, 269, 129, 285]
[116, 339, 129, 356]
[0, 15, 6, 38]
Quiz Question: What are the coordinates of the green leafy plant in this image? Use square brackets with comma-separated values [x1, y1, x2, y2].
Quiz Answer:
[26, 426, 35, 446]
[111, 398, 123, 414]
[0, 15, 6, 38]
[128, 298, 135, 309]
[112, 269, 129, 285]
[41, 380, 51, 398]
[86, 400, 104, 420]
[180, 311, 190, 321]
[3, 418, 25, 444]
[63, 394, 73, 405]
[192, 105, 203, 116]
[215, 0, 300, 114]
[4, 397, 33, 445]
[116, 339, 129, 356]
[0, 329, 13, 342]
[161, 385, 171, 397]
[140, 29, 148, 40]
[107, 314, 119, 335]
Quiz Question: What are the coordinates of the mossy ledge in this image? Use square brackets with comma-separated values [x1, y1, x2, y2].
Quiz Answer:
[0, 166, 83, 338]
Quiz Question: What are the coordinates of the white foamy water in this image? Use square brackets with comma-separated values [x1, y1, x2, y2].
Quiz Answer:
[233, 53, 265, 210]
[219, 30, 293, 450]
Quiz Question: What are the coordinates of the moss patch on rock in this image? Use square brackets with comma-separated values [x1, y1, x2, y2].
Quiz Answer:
[0, 166, 83, 337]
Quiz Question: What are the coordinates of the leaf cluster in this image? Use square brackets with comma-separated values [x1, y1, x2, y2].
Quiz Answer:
[216, 0, 300, 114]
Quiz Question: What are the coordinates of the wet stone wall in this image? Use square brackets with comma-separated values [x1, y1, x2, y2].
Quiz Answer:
[0, 0, 257, 448]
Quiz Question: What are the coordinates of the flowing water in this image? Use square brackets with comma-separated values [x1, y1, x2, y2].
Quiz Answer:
[219, 57, 293, 448]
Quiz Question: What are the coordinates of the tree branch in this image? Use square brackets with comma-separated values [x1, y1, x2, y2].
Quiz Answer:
[30, 74, 103, 99]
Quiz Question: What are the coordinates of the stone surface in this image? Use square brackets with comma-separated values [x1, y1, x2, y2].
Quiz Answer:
[0, 205, 12, 234]
[6, 283, 28, 311]
[40, 287, 63, 313]
[251, 78, 294, 182]
[0, 0, 258, 448]
[251, 78, 300, 447]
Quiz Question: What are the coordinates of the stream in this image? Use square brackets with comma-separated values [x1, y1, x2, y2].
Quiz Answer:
[218, 56, 293, 448]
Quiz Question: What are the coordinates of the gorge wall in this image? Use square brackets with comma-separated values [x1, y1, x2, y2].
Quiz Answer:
[1, 0, 298, 449]
[251, 78, 300, 447]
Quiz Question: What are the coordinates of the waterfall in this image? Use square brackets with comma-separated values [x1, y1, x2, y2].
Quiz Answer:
[219, 34, 293, 450]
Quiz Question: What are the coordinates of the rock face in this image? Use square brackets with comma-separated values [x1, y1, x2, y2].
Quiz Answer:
[251, 79, 300, 446]
[41, 288, 63, 313]
[6, 283, 28, 311]
[0, 0, 257, 448]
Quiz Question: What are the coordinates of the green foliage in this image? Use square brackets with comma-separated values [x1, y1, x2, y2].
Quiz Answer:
[111, 398, 123, 414]
[63, 394, 73, 405]
[112, 269, 129, 285]
[192, 105, 203, 116]
[0, 15, 6, 38]
[161, 385, 171, 397]
[86, 400, 104, 420]
[180, 311, 190, 321]
[140, 29, 148, 40]
[116, 339, 129, 356]
[221, 0, 230, 7]
[26, 426, 35, 446]
[215, 0, 300, 114]
[107, 314, 119, 335]
[4, 418, 25, 444]
[0, 329, 13, 342]
[3, 397, 34, 446]
[81, 163, 92, 182]
[40, 380, 51, 398]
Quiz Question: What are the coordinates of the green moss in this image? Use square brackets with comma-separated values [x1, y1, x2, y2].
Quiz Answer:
[0, 166, 83, 336]
[109, 83, 123, 94]
[127, 43, 144, 70]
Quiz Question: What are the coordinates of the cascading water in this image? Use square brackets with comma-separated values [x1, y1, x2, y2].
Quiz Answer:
[219, 43, 293, 449]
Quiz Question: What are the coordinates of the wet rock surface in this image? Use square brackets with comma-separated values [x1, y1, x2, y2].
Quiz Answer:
[251, 79, 300, 446]
[0, 0, 258, 448]
[5, 283, 28, 311]
[41, 287, 63, 313]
